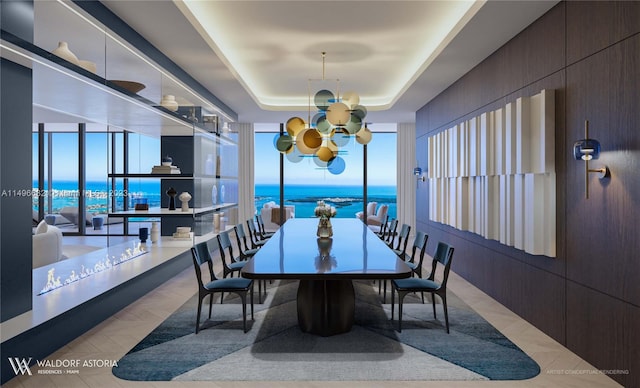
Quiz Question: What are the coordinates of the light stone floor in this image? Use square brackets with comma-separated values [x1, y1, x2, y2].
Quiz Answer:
[4, 261, 622, 388]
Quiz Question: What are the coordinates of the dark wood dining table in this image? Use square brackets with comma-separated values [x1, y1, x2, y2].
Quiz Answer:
[241, 218, 412, 336]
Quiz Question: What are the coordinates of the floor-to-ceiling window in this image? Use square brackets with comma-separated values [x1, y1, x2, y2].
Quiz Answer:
[253, 123, 397, 223]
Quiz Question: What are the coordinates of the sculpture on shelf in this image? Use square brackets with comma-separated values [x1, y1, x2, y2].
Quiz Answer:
[150, 222, 160, 243]
[179, 191, 192, 212]
[166, 187, 177, 210]
[160, 94, 179, 112]
[139, 227, 148, 243]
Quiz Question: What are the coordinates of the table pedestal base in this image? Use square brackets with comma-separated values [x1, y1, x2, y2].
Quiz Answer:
[297, 279, 355, 336]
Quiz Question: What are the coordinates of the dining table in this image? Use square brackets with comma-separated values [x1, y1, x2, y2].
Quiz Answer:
[241, 218, 412, 336]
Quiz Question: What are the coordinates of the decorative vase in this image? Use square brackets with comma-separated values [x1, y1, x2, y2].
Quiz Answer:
[51, 41, 79, 65]
[166, 187, 177, 210]
[316, 216, 333, 238]
[78, 59, 97, 73]
[211, 184, 217, 205]
[139, 227, 148, 244]
[161, 155, 173, 166]
[214, 213, 220, 232]
[179, 191, 192, 212]
[160, 94, 179, 112]
[150, 222, 160, 243]
[220, 184, 225, 203]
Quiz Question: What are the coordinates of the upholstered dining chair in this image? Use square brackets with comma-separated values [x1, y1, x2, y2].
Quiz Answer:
[391, 242, 455, 333]
[191, 242, 254, 334]
[384, 218, 399, 248]
[375, 215, 389, 239]
[217, 231, 248, 279]
[401, 231, 429, 279]
[391, 223, 411, 257]
[255, 214, 275, 239]
[234, 224, 259, 261]
[246, 219, 267, 248]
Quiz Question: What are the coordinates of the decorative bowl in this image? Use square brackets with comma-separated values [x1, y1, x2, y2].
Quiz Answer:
[110, 80, 146, 94]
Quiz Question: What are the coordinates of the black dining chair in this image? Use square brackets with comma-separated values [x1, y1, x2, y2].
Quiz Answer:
[391, 223, 411, 257]
[191, 242, 254, 334]
[375, 215, 389, 239]
[391, 241, 454, 333]
[217, 230, 248, 279]
[384, 218, 398, 247]
[255, 214, 275, 239]
[246, 219, 267, 248]
[401, 231, 429, 279]
[234, 223, 259, 261]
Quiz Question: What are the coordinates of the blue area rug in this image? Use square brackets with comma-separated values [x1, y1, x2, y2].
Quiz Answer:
[113, 280, 539, 381]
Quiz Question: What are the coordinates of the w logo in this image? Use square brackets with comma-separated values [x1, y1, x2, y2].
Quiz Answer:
[8, 358, 32, 376]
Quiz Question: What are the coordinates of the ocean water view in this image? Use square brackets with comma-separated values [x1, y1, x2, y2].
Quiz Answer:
[32, 181, 397, 220]
[255, 184, 396, 219]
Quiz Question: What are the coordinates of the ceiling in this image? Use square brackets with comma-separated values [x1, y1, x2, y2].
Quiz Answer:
[97, 0, 558, 124]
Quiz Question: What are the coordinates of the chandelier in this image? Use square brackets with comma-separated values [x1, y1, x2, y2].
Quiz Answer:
[274, 52, 372, 175]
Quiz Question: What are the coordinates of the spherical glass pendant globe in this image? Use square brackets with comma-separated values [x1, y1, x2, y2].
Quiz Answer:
[296, 128, 322, 155]
[275, 134, 294, 153]
[286, 146, 304, 163]
[316, 146, 335, 162]
[332, 128, 350, 147]
[342, 91, 360, 108]
[326, 102, 351, 126]
[315, 115, 333, 135]
[314, 89, 334, 111]
[351, 104, 368, 120]
[355, 127, 372, 145]
[327, 156, 346, 175]
[344, 114, 362, 134]
[286, 117, 306, 137]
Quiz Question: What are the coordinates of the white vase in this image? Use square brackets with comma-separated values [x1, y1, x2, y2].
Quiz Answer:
[78, 59, 97, 73]
[150, 222, 160, 243]
[179, 191, 192, 212]
[52, 41, 79, 65]
[160, 94, 179, 112]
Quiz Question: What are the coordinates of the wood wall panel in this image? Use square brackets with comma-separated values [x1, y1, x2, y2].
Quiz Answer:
[415, 2, 638, 384]
[566, 282, 626, 377]
[565, 34, 640, 305]
[566, 1, 640, 65]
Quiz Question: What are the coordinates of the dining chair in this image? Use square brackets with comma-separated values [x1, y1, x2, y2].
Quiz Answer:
[191, 242, 254, 334]
[246, 219, 267, 248]
[255, 214, 275, 239]
[391, 223, 411, 256]
[384, 218, 398, 247]
[234, 223, 259, 261]
[375, 215, 389, 239]
[217, 230, 248, 279]
[401, 231, 429, 279]
[391, 241, 455, 333]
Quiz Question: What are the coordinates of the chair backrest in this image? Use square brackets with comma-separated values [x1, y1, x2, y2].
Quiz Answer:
[191, 242, 216, 287]
[256, 214, 267, 235]
[246, 219, 260, 243]
[407, 231, 429, 265]
[376, 214, 389, 236]
[234, 224, 251, 252]
[366, 202, 377, 216]
[385, 218, 398, 245]
[395, 223, 411, 252]
[428, 242, 455, 288]
[217, 231, 236, 268]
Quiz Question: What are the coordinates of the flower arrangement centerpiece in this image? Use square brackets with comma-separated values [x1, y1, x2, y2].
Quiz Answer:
[314, 200, 336, 238]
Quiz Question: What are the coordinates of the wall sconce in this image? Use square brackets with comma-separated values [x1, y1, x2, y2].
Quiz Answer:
[413, 166, 426, 182]
[573, 120, 609, 199]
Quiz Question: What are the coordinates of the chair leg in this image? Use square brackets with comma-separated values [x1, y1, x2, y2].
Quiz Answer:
[208, 293, 213, 319]
[397, 291, 407, 333]
[441, 293, 449, 334]
[390, 285, 395, 320]
[431, 292, 437, 319]
[383, 280, 387, 303]
[240, 292, 248, 333]
[250, 284, 255, 320]
[196, 295, 203, 334]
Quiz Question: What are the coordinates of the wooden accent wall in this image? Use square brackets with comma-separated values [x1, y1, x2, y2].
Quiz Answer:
[415, 2, 640, 386]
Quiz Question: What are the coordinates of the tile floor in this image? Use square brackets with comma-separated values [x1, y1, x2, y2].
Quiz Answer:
[4, 261, 622, 387]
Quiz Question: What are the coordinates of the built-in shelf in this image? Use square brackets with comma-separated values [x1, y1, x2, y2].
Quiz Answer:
[108, 203, 238, 217]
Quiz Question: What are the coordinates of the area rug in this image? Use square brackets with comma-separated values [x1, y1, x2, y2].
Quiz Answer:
[112, 280, 540, 381]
